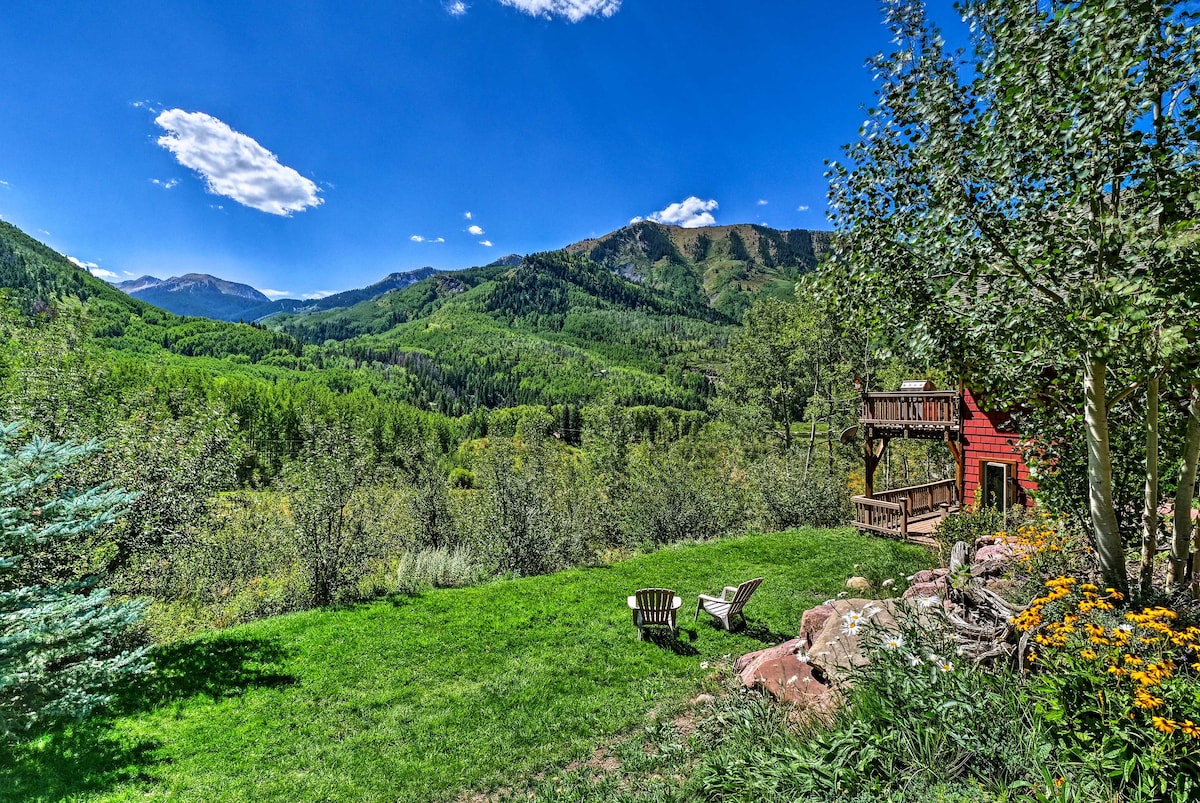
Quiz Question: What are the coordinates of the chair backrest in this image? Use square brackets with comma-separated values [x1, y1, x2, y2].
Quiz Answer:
[729, 578, 763, 613]
[634, 588, 676, 611]
[635, 588, 676, 625]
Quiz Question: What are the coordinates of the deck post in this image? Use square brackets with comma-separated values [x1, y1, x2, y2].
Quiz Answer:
[864, 436, 888, 499]
[946, 436, 965, 506]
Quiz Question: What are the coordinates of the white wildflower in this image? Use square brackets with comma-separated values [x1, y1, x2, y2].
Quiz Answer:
[908, 653, 923, 666]
[883, 633, 905, 650]
[917, 596, 940, 609]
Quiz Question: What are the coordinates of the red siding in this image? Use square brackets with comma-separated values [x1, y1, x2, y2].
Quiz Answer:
[961, 387, 1036, 508]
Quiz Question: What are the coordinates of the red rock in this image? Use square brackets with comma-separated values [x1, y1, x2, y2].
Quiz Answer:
[908, 569, 937, 584]
[975, 544, 1014, 562]
[902, 580, 945, 600]
[734, 638, 830, 705]
[799, 604, 835, 644]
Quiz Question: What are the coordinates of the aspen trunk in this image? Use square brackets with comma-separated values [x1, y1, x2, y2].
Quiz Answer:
[1140, 374, 1158, 593]
[803, 364, 820, 482]
[1171, 384, 1200, 586]
[1084, 359, 1127, 592]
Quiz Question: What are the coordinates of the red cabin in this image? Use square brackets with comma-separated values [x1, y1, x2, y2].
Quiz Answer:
[852, 382, 1034, 540]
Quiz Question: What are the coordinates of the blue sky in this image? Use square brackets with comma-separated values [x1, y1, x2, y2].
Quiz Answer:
[0, 0, 958, 299]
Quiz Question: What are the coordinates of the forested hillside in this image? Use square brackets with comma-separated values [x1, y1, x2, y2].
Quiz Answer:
[568, 221, 832, 319]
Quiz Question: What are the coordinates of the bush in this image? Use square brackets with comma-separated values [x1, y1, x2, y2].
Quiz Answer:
[931, 504, 1037, 565]
[1014, 577, 1200, 802]
[394, 547, 489, 595]
[617, 443, 749, 547]
[749, 457, 851, 531]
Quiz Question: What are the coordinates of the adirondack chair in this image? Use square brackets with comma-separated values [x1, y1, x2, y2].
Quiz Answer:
[627, 588, 683, 641]
[694, 577, 763, 631]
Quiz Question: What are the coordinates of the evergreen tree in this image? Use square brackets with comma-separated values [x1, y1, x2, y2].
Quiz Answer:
[0, 422, 148, 740]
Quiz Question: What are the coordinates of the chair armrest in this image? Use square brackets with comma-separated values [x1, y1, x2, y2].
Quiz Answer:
[697, 593, 727, 605]
[723, 586, 739, 599]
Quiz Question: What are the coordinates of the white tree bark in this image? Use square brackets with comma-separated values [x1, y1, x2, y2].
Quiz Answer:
[1171, 384, 1200, 586]
[1085, 359, 1127, 591]
[1141, 374, 1159, 592]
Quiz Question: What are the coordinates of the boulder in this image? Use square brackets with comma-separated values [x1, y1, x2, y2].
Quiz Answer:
[902, 580, 946, 601]
[733, 638, 831, 706]
[805, 598, 902, 688]
[971, 559, 1009, 578]
[799, 604, 835, 644]
[974, 544, 1015, 563]
[845, 576, 872, 593]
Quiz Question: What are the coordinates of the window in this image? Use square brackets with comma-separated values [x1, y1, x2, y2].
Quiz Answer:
[980, 460, 1014, 512]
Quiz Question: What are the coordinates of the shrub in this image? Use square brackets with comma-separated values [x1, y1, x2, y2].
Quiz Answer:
[1014, 577, 1200, 802]
[394, 547, 489, 595]
[617, 443, 749, 547]
[750, 457, 852, 530]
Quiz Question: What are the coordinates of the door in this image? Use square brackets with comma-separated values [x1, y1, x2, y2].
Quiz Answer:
[981, 461, 1010, 512]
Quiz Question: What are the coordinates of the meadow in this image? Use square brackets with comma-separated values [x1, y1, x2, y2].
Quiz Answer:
[2, 527, 930, 803]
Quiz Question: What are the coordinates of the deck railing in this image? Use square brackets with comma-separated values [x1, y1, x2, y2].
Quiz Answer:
[852, 496, 908, 539]
[852, 478, 958, 539]
[861, 391, 961, 432]
[871, 479, 958, 517]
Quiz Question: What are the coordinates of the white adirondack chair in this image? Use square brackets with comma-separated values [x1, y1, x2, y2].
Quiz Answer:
[627, 588, 683, 640]
[694, 577, 763, 631]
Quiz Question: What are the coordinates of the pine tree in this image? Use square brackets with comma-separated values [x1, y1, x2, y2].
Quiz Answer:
[0, 421, 149, 740]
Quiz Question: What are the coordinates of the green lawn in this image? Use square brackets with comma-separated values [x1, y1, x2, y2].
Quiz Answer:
[3, 528, 930, 803]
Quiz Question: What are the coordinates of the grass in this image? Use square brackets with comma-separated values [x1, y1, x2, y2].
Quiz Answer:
[2, 527, 931, 803]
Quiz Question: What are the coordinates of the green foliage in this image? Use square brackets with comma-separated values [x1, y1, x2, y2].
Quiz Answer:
[394, 546, 489, 595]
[750, 456, 852, 531]
[822, 0, 1200, 590]
[616, 441, 749, 547]
[0, 422, 149, 740]
[282, 416, 384, 606]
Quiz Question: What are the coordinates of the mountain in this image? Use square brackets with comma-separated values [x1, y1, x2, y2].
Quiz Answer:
[0, 222, 303, 364]
[246, 267, 441, 321]
[566, 221, 832, 319]
[110, 267, 442, 323]
[117, 273, 271, 321]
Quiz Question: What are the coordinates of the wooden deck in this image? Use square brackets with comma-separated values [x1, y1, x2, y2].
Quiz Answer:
[861, 391, 962, 440]
[852, 478, 956, 548]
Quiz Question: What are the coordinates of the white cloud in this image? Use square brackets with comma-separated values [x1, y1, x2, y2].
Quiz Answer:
[154, 109, 322, 216]
[446, 1, 468, 15]
[0, 179, 9, 187]
[629, 216, 643, 225]
[645, 196, 718, 228]
[151, 178, 180, 189]
[411, 235, 425, 242]
[431, 237, 445, 243]
[261, 288, 292, 299]
[123, 271, 137, 277]
[70, 256, 119, 280]
[302, 290, 335, 300]
[757, 199, 768, 206]
[797, 204, 810, 212]
[479, 240, 493, 247]
[467, 224, 484, 236]
[412, 235, 445, 244]
[499, 0, 621, 21]
[464, 211, 473, 219]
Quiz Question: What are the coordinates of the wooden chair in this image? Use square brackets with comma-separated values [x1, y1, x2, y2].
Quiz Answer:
[694, 577, 763, 631]
[627, 588, 682, 641]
